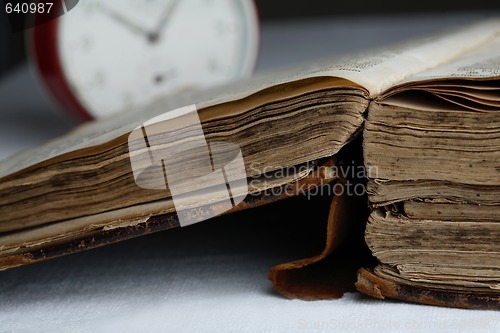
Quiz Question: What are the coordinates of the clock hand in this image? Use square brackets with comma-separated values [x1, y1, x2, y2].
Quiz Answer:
[96, 3, 150, 39]
[148, 0, 182, 43]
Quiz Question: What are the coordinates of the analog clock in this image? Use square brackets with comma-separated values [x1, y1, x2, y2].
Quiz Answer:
[29, 0, 259, 120]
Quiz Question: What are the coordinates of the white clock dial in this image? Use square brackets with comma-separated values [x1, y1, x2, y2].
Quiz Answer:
[56, 0, 259, 118]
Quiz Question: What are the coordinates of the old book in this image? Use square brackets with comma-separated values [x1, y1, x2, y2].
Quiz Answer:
[1, 19, 499, 309]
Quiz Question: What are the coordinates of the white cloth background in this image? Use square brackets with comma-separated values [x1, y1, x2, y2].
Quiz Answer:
[1, 13, 499, 333]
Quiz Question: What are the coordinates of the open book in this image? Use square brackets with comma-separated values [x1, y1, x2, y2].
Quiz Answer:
[1, 19, 499, 309]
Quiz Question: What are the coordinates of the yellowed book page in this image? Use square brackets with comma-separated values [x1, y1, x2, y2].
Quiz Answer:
[0, 77, 353, 179]
[207, 19, 500, 104]
[0, 85, 227, 179]
[395, 32, 500, 84]
[1, 19, 498, 179]
[316, 19, 499, 97]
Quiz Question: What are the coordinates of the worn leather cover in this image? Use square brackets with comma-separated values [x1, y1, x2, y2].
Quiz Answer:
[267, 187, 371, 300]
[0, 157, 340, 271]
[267, 142, 375, 300]
[356, 268, 500, 310]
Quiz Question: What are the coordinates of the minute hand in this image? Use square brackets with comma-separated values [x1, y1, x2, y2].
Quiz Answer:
[98, 4, 150, 38]
[149, 0, 182, 42]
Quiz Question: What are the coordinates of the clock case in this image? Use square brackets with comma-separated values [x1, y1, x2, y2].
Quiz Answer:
[27, 0, 261, 121]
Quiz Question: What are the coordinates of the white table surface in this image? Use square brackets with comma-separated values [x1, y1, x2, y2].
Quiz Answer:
[1, 13, 499, 333]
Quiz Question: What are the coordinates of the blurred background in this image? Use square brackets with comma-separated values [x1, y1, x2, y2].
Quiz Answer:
[1, 0, 500, 77]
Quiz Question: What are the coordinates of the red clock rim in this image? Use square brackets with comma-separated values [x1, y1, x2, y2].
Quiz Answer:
[30, 14, 93, 121]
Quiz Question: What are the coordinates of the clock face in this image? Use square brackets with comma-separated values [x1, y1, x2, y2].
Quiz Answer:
[47, 0, 259, 118]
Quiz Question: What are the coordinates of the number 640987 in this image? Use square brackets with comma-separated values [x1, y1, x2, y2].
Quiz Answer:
[5, 2, 53, 14]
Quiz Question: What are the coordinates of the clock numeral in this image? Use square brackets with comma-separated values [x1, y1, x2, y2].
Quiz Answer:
[153, 68, 177, 85]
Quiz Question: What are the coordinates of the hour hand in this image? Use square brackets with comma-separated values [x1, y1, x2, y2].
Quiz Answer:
[97, 4, 150, 38]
